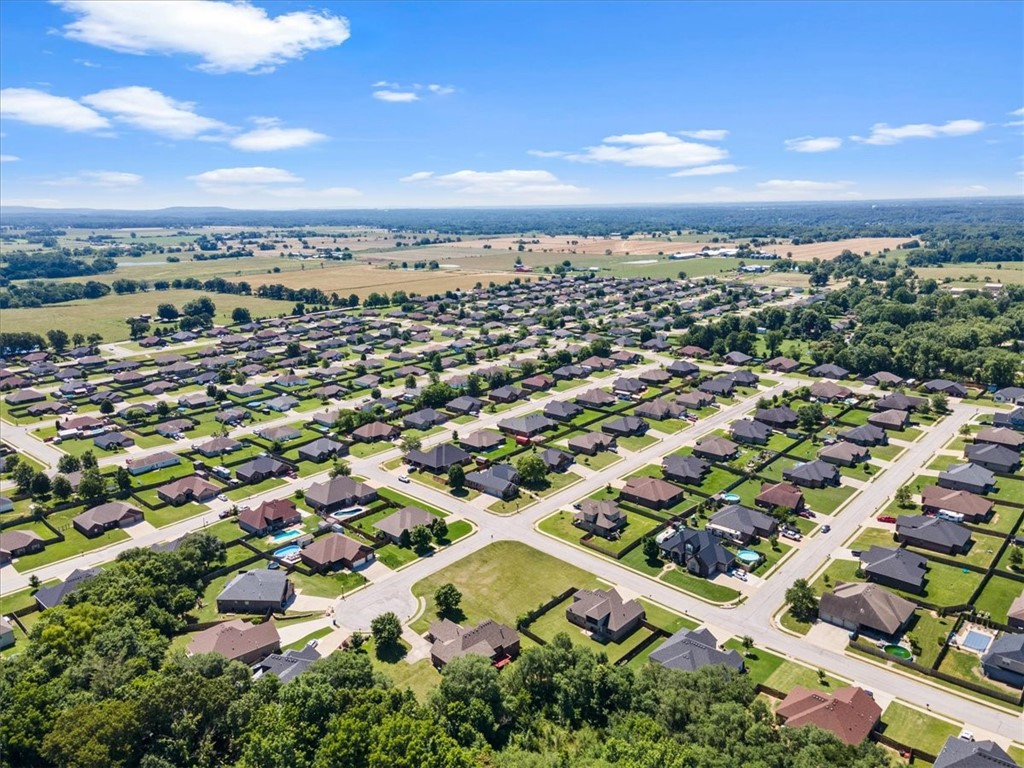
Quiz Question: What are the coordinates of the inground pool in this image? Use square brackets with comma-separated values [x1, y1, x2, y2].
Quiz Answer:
[274, 545, 301, 558]
[884, 644, 912, 660]
[736, 549, 761, 565]
[271, 529, 300, 543]
[962, 630, 993, 653]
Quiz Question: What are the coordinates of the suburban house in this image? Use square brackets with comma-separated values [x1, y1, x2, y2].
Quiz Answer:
[677, 390, 715, 409]
[540, 448, 574, 472]
[783, 459, 840, 488]
[447, 395, 484, 415]
[187, 619, 280, 665]
[809, 363, 850, 380]
[974, 427, 1024, 451]
[404, 408, 448, 431]
[895, 515, 972, 555]
[459, 430, 505, 452]
[693, 436, 739, 462]
[406, 444, 472, 474]
[352, 421, 399, 442]
[993, 406, 1024, 431]
[699, 377, 735, 397]
[819, 441, 870, 467]
[465, 464, 520, 500]
[662, 454, 709, 485]
[932, 737, 1019, 768]
[216, 570, 294, 614]
[498, 413, 556, 438]
[818, 582, 916, 638]
[196, 436, 243, 458]
[838, 424, 888, 447]
[754, 406, 798, 430]
[875, 393, 927, 412]
[612, 377, 646, 398]
[809, 380, 853, 401]
[33, 567, 102, 610]
[867, 409, 909, 431]
[237, 499, 301, 535]
[860, 546, 927, 594]
[305, 476, 378, 514]
[730, 419, 772, 445]
[257, 427, 302, 445]
[635, 398, 684, 421]
[427, 619, 521, 668]
[157, 476, 220, 506]
[601, 415, 648, 437]
[723, 351, 752, 366]
[649, 627, 744, 673]
[923, 379, 968, 398]
[659, 527, 735, 578]
[127, 451, 180, 476]
[776, 686, 881, 746]
[251, 645, 321, 684]
[1008, 593, 1024, 631]
[565, 588, 645, 642]
[567, 431, 616, 456]
[755, 481, 805, 513]
[297, 437, 347, 463]
[543, 400, 583, 421]
[865, 371, 904, 387]
[965, 443, 1021, 474]
[373, 505, 437, 544]
[235, 456, 291, 485]
[575, 389, 616, 408]
[981, 634, 1024, 689]
[938, 463, 997, 495]
[521, 374, 555, 392]
[992, 387, 1024, 405]
[706, 504, 777, 545]
[574, 499, 627, 539]
[921, 485, 993, 523]
[72, 501, 144, 537]
[765, 356, 801, 374]
[0, 618, 14, 650]
[299, 533, 375, 572]
[489, 385, 524, 403]
[94, 432, 135, 450]
[619, 476, 684, 509]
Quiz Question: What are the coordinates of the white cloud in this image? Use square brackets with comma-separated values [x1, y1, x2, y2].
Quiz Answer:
[565, 131, 729, 168]
[188, 166, 303, 187]
[527, 150, 569, 158]
[851, 119, 985, 145]
[399, 171, 435, 182]
[44, 170, 143, 187]
[373, 90, 419, 103]
[669, 164, 743, 177]
[757, 179, 855, 193]
[401, 169, 583, 197]
[74, 58, 101, 68]
[230, 127, 326, 151]
[0, 155, 19, 163]
[57, 0, 350, 74]
[0, 87, 110, 132]
[785, 136, 843, 153]
[1011, 107, 1024, 116]
[427, 84, 455, 95]
[677, 129, 729, 141]
[83, 86, 229, 139]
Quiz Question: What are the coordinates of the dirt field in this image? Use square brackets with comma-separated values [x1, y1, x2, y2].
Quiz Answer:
[242, 263, 518, 295]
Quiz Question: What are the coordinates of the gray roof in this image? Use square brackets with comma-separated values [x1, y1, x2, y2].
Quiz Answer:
[784, 459, 840, 485]
[731, 419, 772, 441]
[933, 737, 1019, 768]
[707, 504, 777, 537]
[252, 645, 321, 684]
[374, 506, 436, 539]
[217, 569, 291, 604]
[662, 453, 709, 483]
[34, 567, 103, 610]
[982, 633, 1024, 676]
[939, 463, 996, 488]
[860, 546, 927, 589]
[649, 627, 744, 672]
[896, 515, 973, 550]
[965, 443, 1020, 468]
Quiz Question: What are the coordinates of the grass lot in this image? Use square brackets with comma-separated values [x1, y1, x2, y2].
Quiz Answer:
[376, 487, 450, 519]
[289, 569, 367, 599]
[348, 441, 396, 459]
[225, 477, 286, 501]
[880, 701, 960, 755]
[906, 611, 955, 668]
[847, 526, 898, 552]
[779, 610, 813, 635]
[12, 526, 128, 572]
[410, 541, 602, 634]
[283, 625, 333, 651]
[1, 289, 295, 342]
[532, 469, 583, 497]
[659, 566, 741, 603]
[146, 501, 208, 528]
[617, 434, 659, 452]
[575, 451, 622, 471]
[992, 476, 1024, 505]
[802, 484, 856, 515]
[938, 647, 1010, 697]
[868, 443, 906, 462]
[360, 640, 441, 702]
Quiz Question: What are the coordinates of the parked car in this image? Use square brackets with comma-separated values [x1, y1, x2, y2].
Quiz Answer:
[876, 515, 897, 523]
[398, 475, 410, 484]
[217, 494, 228, 502]
[781, 529, 802, 541]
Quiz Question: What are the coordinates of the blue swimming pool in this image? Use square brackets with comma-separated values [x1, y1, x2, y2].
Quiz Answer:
[271, 529, 300, 543]
[963, 630, 993, 653]
[736, 549, 761, 564]
[274, 545, 300, 558]
[722, 493, 741, 503]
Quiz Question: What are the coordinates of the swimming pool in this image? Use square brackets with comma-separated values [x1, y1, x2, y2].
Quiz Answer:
[274, 545, 301, 558]
[736, 549, 761, 565]
[722, 493, 741, 503]
[270, 529, 300, 543]
[962, 630, 993, 653]
[884, 644, 912, 660]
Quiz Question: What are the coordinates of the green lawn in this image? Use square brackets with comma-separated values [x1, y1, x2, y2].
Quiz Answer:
[348, 441, 395, 459]
[376, 487, 450, 519]
[762, 657, 845, 693]
[847, 527, 898, 552]
[225, 477, 286, 501]
[659, 567, 741, 604]
[906, 611, 955, 668]
[359, 640, 441, 702]
[802, 484, 856, 515]
[145, 502, 208, 528]
[981, 505, 1024, 536]
[880, 701, 960, 755]
[869, 443, 905, 462]
[992, 476, 1024, 505]
[617, 434, 659, 452]
[289, 570, 367, 599]
[531, 469, 583, 497]
[410, 541, 602, 634]
[723, 638, 783, 684]
[938, 647, 1010, 698]
[284, 625, 334, 652]
[779, 610, 813, 635]
[12, 527, 129, 572]
[538, 509, 584, 544]
[575, 451, 622, 471]
[527, 603, 653, 663]
[375, 543, 423, 569]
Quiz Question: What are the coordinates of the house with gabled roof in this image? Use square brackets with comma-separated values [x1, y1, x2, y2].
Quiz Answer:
[693, 435, 738, 462]
[938, 463, 996, 495]
[216, 569, 294, 614]
[776, 686, 880, 746]
[860, 546, 927, 594]
[965, 443, 1020, 474]
[921, 485, 993, 523]
[650, 626, 744, 673]
[896, 515, 972, 555]
[662, 454, 709, 485]
[783, 459, 840, 488]
[659, 526, 734, 578]
[300, 533, 374, 572]
[427, 619, 520, 668]
[818, 582, 915, 638]
[565, 588, 645, 642]
[706, 504, 777, 545]
[305, 476, 377, 514]
[574, 499, 626, 539]
[187, 619, 280, 665]
[730, 418, 772, 445]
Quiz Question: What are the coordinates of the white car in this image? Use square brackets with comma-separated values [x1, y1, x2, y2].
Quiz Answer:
[217, 494, 228, 502]
[398, 476, 410, 484]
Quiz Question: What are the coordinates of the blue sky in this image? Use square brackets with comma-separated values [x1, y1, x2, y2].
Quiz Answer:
[1, 0, 1021, 209]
